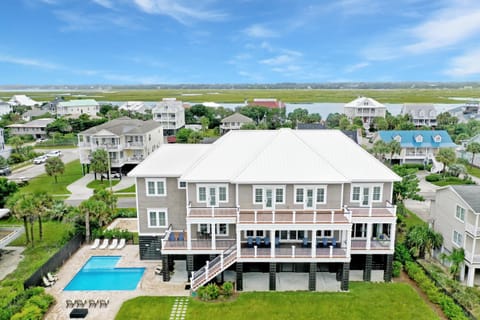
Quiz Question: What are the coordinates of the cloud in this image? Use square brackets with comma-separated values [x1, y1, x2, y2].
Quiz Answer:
[243, 24, 278, 38]
[131, 0, 226, 24]
[54, 10, 141, 31]
[0, 54, 59, 69]
[445, 48, 480, 77]
[92, 0, 114, 9]
[404, 5, 480, 53]
[260, 54, 297, 66]
[344, 62, 370, 73]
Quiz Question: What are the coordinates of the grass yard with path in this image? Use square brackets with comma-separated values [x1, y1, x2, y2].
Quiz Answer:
[115, 283, 439, 320]
[87, 179, 120, 190]
[18, 159, 83, 195]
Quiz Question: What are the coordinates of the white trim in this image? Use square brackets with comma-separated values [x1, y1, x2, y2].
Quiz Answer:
[196, 184, 229, 205]
[197, 223, 211, 233]
[315, 186, 327, 204]
[253, 185, 286, 207]
[145, 178, 167, 197]
[350, 184, 383, 204]
[147, 208, 168, 228]
[455, 205, 466, 223]
[216, 223, 229, 236]
[177, 179, 186, 189]
[452, 230, 463, 247]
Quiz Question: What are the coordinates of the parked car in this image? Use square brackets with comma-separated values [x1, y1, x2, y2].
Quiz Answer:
[101, 172, 122, 180]
[33, 155, 48, 164]
[36, 138, 48, 143]
[46, 150, 62, 157]
[0, 166, 11, 176]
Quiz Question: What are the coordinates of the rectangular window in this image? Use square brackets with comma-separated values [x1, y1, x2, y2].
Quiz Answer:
[373, 186, 382, 201]
[217, 224, 228, 236]
[295, 188, 304, 203]
[198, 187, 206, 202]
[219, 186, 227, 202]
[148, 209, 167, 227]
[455, 205, 465, 222]
[275, 188, 284, 203]
[178, 180, 186, 189]
[255, 188, 263, 203]
[352, 186, 360, 201]
[316, 188, 325, 203]
[453, 230, 463, 247]
[146, 179, 166, 196]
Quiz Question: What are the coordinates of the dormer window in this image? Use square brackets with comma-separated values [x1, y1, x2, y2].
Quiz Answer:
[415, 135, 423, 143]
[394, 135, 402, 142]
[429, 110, 436, 118]
[433, 135, 442, 143]
[419, 110, 425, 117]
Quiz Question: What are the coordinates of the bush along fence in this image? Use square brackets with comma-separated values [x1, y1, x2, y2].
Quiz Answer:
[23, 233, 83, 289]
[395, 244, 473, 320]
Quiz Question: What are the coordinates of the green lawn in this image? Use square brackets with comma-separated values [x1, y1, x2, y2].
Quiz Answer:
[115, 283, 439, 320]
[116, 184, 135, 193]
[466, 165, 480, 179]
[87, 179, 120, 190]
[18, 159, 83, 195]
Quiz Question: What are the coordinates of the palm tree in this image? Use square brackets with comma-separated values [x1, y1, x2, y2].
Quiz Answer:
[436, 148, 456, 177]
[440, 248, 465, 280]
[90, 149, 109, 180]
[466, 142, 480, 165]
[78, 199, 107, 242]
[7, 193, 31, 244]
[45, 156, 65, 183]
[406, 224, 443, 259]
[92, 189, 117, 220]
[33, 192, 53, 240]
[387, 140, 401, 164]
[372, 140, 389, 161]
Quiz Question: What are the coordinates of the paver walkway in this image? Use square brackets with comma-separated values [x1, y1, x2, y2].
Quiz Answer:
[169, 297, 188, 320]
[65, 173, 95, 202]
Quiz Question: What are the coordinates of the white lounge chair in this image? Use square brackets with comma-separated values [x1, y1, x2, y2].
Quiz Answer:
[116, 238, 126, 249]
[47, 272, 58, 282]
[90, 238, 100, 249]
[99, 239, 109, 249]
[42, 276, 53, 287]
[108, 238, 118, 249]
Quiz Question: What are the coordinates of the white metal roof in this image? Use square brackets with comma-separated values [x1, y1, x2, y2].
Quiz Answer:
[344, 96, 385, 109]
[128, 144, 211, 177]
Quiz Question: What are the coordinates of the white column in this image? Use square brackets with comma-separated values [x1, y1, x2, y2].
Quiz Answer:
[236, 227, 241, 258]
[270, 229, 275, 258]
[211, 223, 216, 250]
[389, 222, 396, 250]
[366, 223, 372, 250]
[467, 265, 475, 287]
[346, 228, 351, 257]
[187, 222, 192, 250]
[311, 229, 316, 258]
[460, 264, 466, 282]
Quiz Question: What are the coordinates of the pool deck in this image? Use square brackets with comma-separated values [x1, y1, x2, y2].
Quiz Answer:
[44, 244, 189, 320]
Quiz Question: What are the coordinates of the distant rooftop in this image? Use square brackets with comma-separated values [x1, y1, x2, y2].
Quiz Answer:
[58, 99, 99, 107]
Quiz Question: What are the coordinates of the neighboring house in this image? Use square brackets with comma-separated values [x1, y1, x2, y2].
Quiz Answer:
[296, 124, 361, 144]
[220, 113, 254, 133]
[56, 99, 100, 117]
[22, 107, 49, 121]
[401, 104, 437, 127]
[7, 118, 54, 139]
[8, 95, 38, 107]
[448, 102, 480, 123]
[119, 101, 146, 114]
[128, 129, 400, 292]
[458, 133, 480, 167]
[0, 100, 12, 116]
[375, 130, 457, 164]
[78, 117, 163, 173]
[432, 185, 480, 286]
[43, 96, 64, 113]
[152, 98, 185, 136]
[247, 98, 286, 109]
[344, 96, 386, 128]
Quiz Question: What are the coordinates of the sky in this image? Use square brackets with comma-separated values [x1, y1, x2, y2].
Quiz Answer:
[2, 0, 480, 85]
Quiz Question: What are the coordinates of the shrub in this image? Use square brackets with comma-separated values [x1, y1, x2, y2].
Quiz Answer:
[392, 261, 402, 278]
[222, 281, 234, 297]
[114, 208, 137, 218]
[394, 243, 413, 264]
[205, 283, 220, 300]
[426, 174, 442, 182]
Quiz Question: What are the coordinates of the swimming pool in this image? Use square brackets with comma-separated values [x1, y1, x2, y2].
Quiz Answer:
[64, 256, 145, 291]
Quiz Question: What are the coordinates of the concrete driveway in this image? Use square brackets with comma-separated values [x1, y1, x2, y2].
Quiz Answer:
[404, 171, 439, 223]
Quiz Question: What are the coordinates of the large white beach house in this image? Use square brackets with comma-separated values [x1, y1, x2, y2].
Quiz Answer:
[129, 129, 400, 291]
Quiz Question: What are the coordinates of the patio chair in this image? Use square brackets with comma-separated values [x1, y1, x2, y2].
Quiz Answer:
[42, 276, 53, 287]
[168, 232, 176, 241]
[47, 272, 58, 282]
[322, 237, 328, 248]
[178, 233, 184, 241]
[99, 239, 109, 249]
[275, 237, 280, 246]
[332, 237, 337, 248]
[99, 299, 109, 308]
[75, 300, 86, 308]
[90, 238, 100, 249]
[302, 237, 308, 248]
[154, 265, 162, 275]
[88, 299, 97, 308]
[108, 238, 118, 249]
[247, 236, 253, 247]
[116, 238, 126, 249]
[255, 236, 261, 246]
[65, 299, 75, 308]
[264, 236, 270, 247]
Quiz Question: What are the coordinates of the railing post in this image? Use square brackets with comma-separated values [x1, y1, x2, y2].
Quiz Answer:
[313, 211, 317, 223]
[292, 245, 295, 258]
[254, 210, 257, 224]
[329, 245, 333, 258]
[205, 261, 209, 280]
[191, 271, 195, 288]
[272, 210, 275, 223]
[331, 210, 334, 223]
[293, 210, 296, 223]
[254, 245, 257, 257]
[369, 204, 372, 217]
[221, 253, 224, 270]
[211, 206, 214, 217]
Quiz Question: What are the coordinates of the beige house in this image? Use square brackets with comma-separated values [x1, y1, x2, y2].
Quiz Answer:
[129, 129, 400, 292]
[432, 185, 480, 287]
[7, 118, 54, 139]
[220, 113, 254, 133]
[57, 99, 100, 117]
[78, 118, 163, 173]
[344, 97, 386, 128]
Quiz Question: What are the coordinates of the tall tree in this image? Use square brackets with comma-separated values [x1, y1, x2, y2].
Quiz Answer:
[466, 142, 480, 165]
[391, 165, 424, 204]
[440, 248, 465, 280]
[372, 140, 389, 160]
[90, 149, 109, 180]
[92, 188, 117, 221]
[78, 199, 108, 242]
[387, 140, 401, 164]
[33, 192, 53, 240]
[436, 148, 456, 176]
[7, 193, 36, 246]
[0, 177, 18, 208]
[45, 156, 65, 183]
[406, 224, 443, 259]
[8, 136, 24, 153]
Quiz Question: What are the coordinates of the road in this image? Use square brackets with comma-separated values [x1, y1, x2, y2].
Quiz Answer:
[8, 148, 79, 182]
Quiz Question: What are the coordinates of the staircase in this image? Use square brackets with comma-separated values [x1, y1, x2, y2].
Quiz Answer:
[428, 153, 444, 173]
[190, 244, 237, 291]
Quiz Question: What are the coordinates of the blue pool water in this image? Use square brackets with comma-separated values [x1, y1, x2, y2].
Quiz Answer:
[64, 256, 145, 291]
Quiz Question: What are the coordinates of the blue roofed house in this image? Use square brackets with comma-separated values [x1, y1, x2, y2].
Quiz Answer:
[375, 130, 457, 164]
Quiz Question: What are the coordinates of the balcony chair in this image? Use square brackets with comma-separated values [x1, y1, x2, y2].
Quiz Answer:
[322, 237, 328, 248]
[332, 237, 337, 248]
[275, 237, 280, 247]
[255, 236, 262, 246]
[302, 237, 308, 248]
[264, 236, 270, 247]
[247, 236, 253, 248]
[168, 232, 176, 241]
[178, 233, 184, 241]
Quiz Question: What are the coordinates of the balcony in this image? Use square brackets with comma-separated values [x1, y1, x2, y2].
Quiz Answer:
[92, 143, 122, 151]
[188, 207, 237, 218]
[238, 209, 350, 225]
[465, 223, 480, 237]
[348, 204, 396, 219]
[351, 238, 393, 251]
[465, 249, 480, 264]
[125, 142, 144, 149]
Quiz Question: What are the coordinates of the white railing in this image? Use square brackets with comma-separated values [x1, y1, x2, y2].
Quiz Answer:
[0, 226, 24, 249]
[465, 223, 480, 237]
[190, 244, 237, 291]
